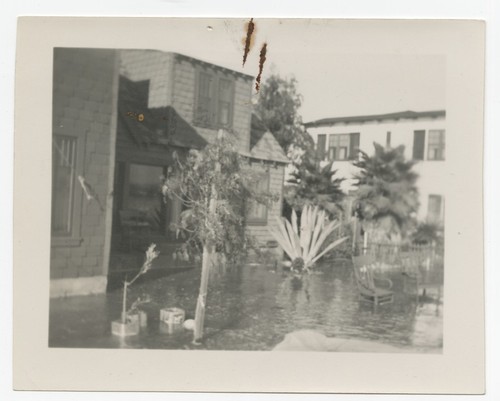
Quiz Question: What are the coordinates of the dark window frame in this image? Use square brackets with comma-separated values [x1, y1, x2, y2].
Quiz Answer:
[316, 134, 327, 160]
[246, 169, 270, 226]
[427, 129, 446, 161]
[194, 67, 235, 130]
[328, 133, 350, 161]
[427, 194, 444, 224]
[51, 132, 85, 247]
[115, 161, 171, 238]
[413, 130, 426, 160]
[327, 133, 360, 161]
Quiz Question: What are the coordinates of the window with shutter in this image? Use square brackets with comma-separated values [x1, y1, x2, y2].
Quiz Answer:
[326, 133, 358, 161]
[195, 69, 235, 129]
[328, 134, 350, 161]
[247, 171, 270, 225]
[196, 72, 214, 126]
[52, 135, 77, 235]
[218, 78, 233, 127]
[349, 132, 360, 159]
[51, 133, 84, 245]
[427, 194, 443, 223]
[427, 130, 445, 160]
[317, 134, 326, 160]
[413, 130, 426, 160]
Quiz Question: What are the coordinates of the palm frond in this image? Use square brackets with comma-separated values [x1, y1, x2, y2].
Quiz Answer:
[291, 208, 299, 235]
[269, 204, 347, 271]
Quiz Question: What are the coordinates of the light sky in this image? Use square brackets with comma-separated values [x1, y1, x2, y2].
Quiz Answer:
[153, 19, 446, 123]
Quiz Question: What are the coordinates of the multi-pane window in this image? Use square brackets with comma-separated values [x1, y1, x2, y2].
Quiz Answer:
[247, 171, 270, 225]
[195, 70, 234, 129]
[413, 129, 446, 161]
[52, 135, 77, 235]
[322, 133, 359, 161]
[427, 194, 444, 223]
[195, 72, 214, 127]
[328, 134, 350, 161]
[218, 78, 233, 126]
[316, 134, 327, 160]
[427, 130, 445, 160]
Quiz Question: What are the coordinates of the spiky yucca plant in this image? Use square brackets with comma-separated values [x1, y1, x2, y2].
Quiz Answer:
[269, 205, 348, 272]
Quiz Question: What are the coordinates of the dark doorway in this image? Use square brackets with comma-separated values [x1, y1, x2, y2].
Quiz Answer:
[108, 160, 194, 291]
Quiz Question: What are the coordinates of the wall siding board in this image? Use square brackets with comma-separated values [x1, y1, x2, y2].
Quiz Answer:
[246, 164, 285, 246]
[51, 49, 286, 288]
[51, 48, 117, 281]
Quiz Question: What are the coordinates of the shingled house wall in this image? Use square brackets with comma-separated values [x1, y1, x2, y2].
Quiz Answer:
[245, 163, 285, 245]
[49, 48, 288, 296]
[120, 51, 253, 154]
[50, 48, 118, 297]
[171, 55, 253, 153]
[120, 50, 175, 108]
[119, 50, 287, 252]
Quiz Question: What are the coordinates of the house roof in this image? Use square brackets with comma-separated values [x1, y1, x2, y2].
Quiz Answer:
[250, 113, 268, 148]
[117, 76, 208, 149]
[174, 53, 254, 82]
[304, 110, 446, 128]
[120, 49, 254, 82]
[245, 114, 289, 164]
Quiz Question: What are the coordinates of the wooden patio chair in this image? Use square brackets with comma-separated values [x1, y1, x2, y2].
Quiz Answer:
[400, 250, 443, 304]
[399, 251, 420, 301]
[352, 255, 394, 306]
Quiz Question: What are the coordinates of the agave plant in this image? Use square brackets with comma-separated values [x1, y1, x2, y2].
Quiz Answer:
[269, 205, 348, 272]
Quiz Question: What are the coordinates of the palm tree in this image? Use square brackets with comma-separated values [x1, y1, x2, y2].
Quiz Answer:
[353, 143, 419, 245]
[286, 158, 345, 216]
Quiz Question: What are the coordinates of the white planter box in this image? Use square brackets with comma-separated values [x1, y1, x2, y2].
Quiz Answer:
[159, 321, 183, 335]
[111, 310, 147, 336]
[160, 307, 185, 325]
[111, 319, 140, 337]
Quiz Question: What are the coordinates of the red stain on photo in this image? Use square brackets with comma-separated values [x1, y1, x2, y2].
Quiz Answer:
[242, 18, 255, 67]
[255, 42, 267, 92]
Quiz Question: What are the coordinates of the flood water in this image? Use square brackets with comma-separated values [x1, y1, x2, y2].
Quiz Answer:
[49, 261, 443, 352]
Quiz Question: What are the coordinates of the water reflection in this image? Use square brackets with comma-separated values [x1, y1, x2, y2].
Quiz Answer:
[49, 262, 443, 352]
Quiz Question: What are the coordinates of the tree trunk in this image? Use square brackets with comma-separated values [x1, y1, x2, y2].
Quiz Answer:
[193, 153, 220, 343]
[193, 243, 214, 342]
[121, 281, 128, 323]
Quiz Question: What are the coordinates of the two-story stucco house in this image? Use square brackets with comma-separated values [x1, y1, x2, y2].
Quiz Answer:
[304, 110, 446, 225]
[50, 48, 288, 297]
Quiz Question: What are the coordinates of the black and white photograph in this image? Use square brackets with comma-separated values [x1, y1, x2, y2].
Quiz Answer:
[12, 17, 485, 393]
[48, 44, 446, 353]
